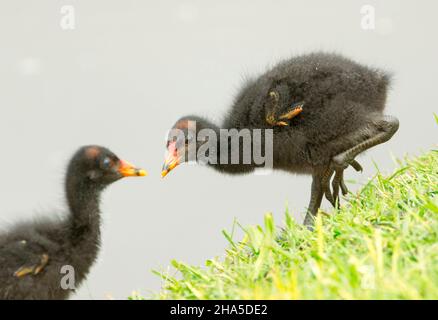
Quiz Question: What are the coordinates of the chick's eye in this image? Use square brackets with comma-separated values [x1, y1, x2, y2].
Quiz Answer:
[102, 157, 112, 169]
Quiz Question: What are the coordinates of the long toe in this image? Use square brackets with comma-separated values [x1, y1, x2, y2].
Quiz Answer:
[350, 159, 363, 172]
[340, 176, 349, 196]
[321, 168, 335, 206]
[331, 169, 343, 207]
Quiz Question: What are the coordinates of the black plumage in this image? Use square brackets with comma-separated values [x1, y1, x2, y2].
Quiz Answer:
[0, 146, 146, 299]
[162, 52, 399, 225]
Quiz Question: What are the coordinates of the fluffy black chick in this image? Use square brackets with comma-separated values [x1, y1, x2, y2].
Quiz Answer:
[0, 146, 146, 299]
[162, 52, 399, 226]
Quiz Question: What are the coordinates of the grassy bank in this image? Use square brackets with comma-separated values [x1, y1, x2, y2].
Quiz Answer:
[136, 148, 437, 299]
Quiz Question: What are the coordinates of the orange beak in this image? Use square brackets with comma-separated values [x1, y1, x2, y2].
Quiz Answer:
[161, 142, 180, 178]
[118, 160, 147, 177]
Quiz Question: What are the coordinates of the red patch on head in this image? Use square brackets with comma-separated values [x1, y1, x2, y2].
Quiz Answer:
[85, 147, 101, 159]
[175, 120, 188, 130]
[167, 141, 178, 156]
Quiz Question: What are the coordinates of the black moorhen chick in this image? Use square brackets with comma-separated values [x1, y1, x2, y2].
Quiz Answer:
[0, 146, 146, 299]
[161, 52, 399, 226]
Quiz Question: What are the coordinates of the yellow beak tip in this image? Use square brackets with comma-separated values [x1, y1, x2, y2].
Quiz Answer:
[138, 170, 148, 177]
[161, 170, 168, 178]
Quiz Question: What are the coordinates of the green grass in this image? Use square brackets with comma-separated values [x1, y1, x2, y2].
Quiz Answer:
[134, 148, 438, 300]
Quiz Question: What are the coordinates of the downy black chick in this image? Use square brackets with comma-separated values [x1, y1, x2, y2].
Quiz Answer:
[161, 52, 399, 226]
[0, 146, 146, 299]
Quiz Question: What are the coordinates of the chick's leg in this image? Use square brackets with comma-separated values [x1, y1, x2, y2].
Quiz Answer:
[327, 114, 399, 205]
[321, 160, 362, 207]
[303, 172, 324, 228]
[332, 115, 399, 169]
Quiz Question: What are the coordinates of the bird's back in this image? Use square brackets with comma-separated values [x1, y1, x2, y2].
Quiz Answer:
[224, 52, 391, 144]
[266, 52, 390, 109]
[0, 218, 95, 299]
